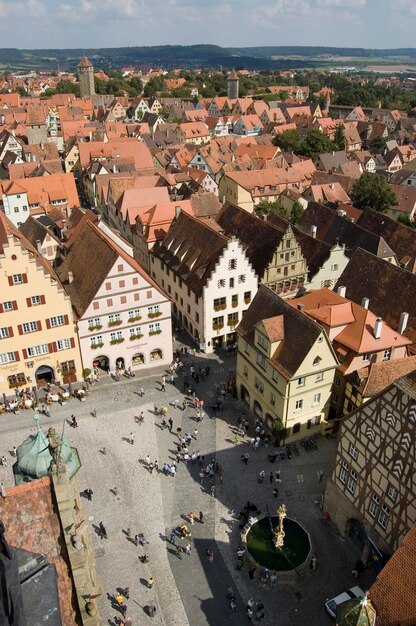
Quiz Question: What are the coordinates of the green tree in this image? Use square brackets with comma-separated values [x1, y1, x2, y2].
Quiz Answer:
[398, 214, 416, 228]
[333, 125, 347, 151]
[290, 200, 304, 225]
[369, 136, 387, 150]
[272, 129, 302, 153]
[272, 418, 286, 446]
[351, 172, 397, 213]
[300, 128, 335, 160]
[254, 200, 286, 218]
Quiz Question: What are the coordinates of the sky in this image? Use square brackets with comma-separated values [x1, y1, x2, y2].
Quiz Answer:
[1, 0, 416, 50]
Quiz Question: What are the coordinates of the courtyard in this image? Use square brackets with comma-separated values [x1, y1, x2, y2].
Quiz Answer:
[0, 348, 375, 625]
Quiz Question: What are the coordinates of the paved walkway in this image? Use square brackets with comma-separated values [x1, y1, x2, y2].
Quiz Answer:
[0, 349, 376, 625]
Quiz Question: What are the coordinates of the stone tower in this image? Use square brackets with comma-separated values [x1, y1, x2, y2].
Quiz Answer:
[227, 69, 239, 100]
[78, 56, 95, 98]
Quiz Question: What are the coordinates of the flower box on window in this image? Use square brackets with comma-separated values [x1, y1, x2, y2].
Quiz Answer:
[214, 304, 226, 312]
[88, 324, 102, 331]
[149, 330, 162, 336]
[91, 343, 104, 349]
[128, 316, 142, 323]
[108, 320, 122, 327]
[110, 338, 125, 345]
[148, 311, 162, 319]
[244, 298, 251, 304]
[212, 323, 224, 331]
[228, 319, 238, 327]
[129, 334, 144, 340]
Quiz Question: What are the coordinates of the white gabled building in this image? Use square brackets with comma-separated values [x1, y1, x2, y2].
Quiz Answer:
[151, 210, 258, 352]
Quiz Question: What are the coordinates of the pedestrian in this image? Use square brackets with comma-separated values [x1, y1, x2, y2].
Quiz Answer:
[161, 381, 165, 392]
[206, 548, 214, 563]
[275, 469, 281, 482]
[318, 471, 324, 484]
[168, 417, 173, 431]
[269, 471, 274, 484]
[311, 554, 317, 571]
[134, 534, 140, 546]
[248, 567, 256, 580]
[182, 399, 187, 411]
[199, 511, 204, 524]
[11, 446, 17, 457]
[188, 512, 195, 525]
[99, 522, 107, 539]
[113, 487, 118, 496]
[199, 471, 205, 485]
[84, 488, 93, 501]
[149, 462, 154, 474]
[126, 528, 131, 538]
[145, 454, 151, 466]
[175, 544, 182, 559]
[147, 577, 154, 589]
[185, 543, 191, 556]
[170, 529, 176, 544]
[129, 432, 135, 445]
[116, 593, 124, 606]
[139, 387, 144, 397]
[210, 484, 216, 498]
[273, 487, 279, 498]
[261, 568, 269, 587]
[154, 460, 159, 471]
[123, 587, 130, 599]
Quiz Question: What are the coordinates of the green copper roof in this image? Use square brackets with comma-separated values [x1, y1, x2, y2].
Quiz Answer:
[14, 412, 81, 483]
[336, 595, 376, 626]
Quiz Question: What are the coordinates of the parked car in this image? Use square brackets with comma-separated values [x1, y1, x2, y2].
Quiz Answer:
[325, 586, 365, 619]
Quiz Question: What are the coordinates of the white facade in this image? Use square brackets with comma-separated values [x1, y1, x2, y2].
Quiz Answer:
[79, 255, 172, 372]
[2, 191, 30, 227]
[307, 244, 350, 291]
[152, 237, 257, 352]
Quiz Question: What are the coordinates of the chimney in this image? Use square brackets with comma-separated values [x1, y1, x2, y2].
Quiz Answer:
[175, 205, 181, 219]
[311, 225, 317, 238]
[89, 131, 92, 141]
[68, 271, 74, 284]
[361, 297, 369, 309]
[337, 286, 346, 297]
[374, 317, 383, 340]
[398, 312, 409, 335]
[297, 303, 304, 311]
[222, 194, 226, 205]
[330, 183, 335, 190]
[112, 164, 117, 174]
[35, 239, 42, 252]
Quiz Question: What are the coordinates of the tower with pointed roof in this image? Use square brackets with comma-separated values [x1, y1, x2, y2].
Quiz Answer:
[227, 69, 239, 100]
[78, 56, 95, 98]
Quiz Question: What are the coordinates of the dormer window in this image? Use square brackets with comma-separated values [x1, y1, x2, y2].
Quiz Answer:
[257, 334, 268, 351]
[313, 356, 322, 366]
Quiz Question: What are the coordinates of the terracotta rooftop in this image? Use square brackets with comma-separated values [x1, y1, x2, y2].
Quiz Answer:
[289, 288, 411, 355]
[334, 248, 416, 352]
[369, 523, 416, 626]
[347, 356, 416, 398]
[78, 56, 93, 68]
[0, 476, 79, 625]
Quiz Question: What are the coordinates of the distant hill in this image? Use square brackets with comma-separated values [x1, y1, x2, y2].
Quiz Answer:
[1, 45, 416, 71]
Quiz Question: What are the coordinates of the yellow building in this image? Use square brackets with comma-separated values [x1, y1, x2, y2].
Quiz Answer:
[236, 285, 338, 442]
[0, 213, 82, 392]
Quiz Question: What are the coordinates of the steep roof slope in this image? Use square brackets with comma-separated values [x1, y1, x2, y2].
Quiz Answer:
[236, 284, 324, 380]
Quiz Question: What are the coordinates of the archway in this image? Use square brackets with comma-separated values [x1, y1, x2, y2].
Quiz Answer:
[240, 384, 250, 406]
[253, 400, 263, 419]
[92, 355, 109, 372]
[132, 353, 145, 366]
[265, 413, 275, 431]
[150, 348, 163, 362]
[35, 365, 54, 386]
[116, 357, 125, 371]
[346, 518, 366, 551]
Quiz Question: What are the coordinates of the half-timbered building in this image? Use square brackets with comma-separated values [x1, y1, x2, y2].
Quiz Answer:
[324, 371, 416, 558]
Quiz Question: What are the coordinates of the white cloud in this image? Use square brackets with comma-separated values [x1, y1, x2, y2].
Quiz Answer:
[316, 0, 366, 6]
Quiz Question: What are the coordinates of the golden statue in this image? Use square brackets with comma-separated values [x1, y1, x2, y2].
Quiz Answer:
[273, 504, 287, 548]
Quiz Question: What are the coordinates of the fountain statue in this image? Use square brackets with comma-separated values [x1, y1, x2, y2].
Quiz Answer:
[273, 504, 287, 548]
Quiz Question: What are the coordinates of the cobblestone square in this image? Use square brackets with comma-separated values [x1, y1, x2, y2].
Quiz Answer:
[0, 349, 375, 625]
